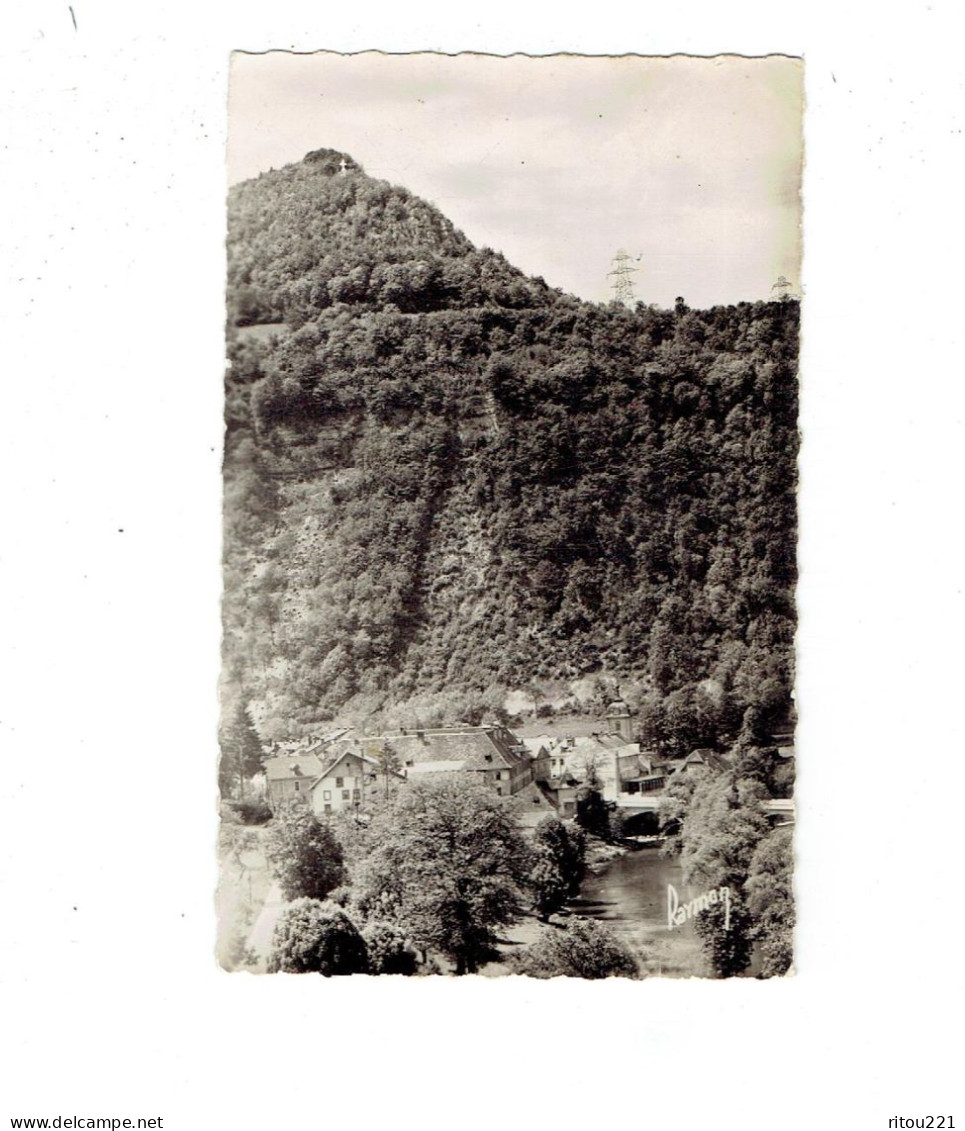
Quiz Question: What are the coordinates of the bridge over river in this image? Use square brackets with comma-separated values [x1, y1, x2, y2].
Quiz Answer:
[614, 792, 794, 834]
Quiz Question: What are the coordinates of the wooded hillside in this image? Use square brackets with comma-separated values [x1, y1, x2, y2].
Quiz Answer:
[224, 149, 798, 750]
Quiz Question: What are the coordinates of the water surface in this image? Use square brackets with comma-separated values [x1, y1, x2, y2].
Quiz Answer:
[573, 845, 707, 976]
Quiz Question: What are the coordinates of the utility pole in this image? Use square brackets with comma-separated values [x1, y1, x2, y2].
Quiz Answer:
[608, 249, 639, 307]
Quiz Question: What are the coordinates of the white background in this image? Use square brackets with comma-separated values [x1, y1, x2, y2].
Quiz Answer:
[1, 3, 963, 1129]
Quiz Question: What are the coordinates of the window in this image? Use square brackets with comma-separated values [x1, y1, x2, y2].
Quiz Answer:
[324, 804, 332, 814]
[342, 790, 350, 801]
[323, 790, 331, 801]
[336, 777, 344, 788]
[353, 789, 360, 799]
[496, 787, 503, 796]
[294, 781, 300, 792]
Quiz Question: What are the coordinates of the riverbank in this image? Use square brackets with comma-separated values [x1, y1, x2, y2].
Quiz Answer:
[574, 840, 708, 977]
[584, 836, 629, 870]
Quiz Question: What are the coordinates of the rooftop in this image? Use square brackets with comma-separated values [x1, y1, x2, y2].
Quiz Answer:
[509, 781, 559, 830]
[264, 754, 326, 782]
[404, 760, 470, 775]
[380, 726, 529, 772]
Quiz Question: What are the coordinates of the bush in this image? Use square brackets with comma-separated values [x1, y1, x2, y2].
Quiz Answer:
[230, 797, 272, 825]
[268, 899, 370, 975]
[509, 918, 639, 979]
[362, 921, 419, 975]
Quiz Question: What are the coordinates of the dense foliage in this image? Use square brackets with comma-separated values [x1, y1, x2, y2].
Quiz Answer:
[263, 803, 347, 901]
[509, 918, 639, 979]
[678, 773, 771, 976]
[351, 775, 531, 974]
[257, 777, 638, 978]
[659, 760, 794, 977]
[745, 826, 794, 976]
[361, 921, 419, 975]
[267, 898, 369, 975]
[528, 817, 585, 919]
[224, 149, 797, 752]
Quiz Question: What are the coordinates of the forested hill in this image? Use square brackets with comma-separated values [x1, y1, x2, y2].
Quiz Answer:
[224, 148, 798, 751]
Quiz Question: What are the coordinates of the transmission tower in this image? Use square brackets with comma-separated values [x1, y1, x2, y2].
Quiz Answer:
[608, 249, 638, 307]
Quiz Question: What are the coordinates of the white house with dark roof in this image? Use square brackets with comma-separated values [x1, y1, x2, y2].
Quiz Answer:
[309, 748, 391, 817]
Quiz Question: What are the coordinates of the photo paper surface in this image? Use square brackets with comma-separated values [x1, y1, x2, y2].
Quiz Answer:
[220, 51, 802, 978]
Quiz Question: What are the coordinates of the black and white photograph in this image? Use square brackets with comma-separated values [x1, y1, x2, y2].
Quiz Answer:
[220, 51, 802, 978]
[3, 3, 963, 1127]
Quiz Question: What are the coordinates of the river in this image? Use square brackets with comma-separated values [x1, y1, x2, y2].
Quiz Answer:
[571, 843, 707, 977]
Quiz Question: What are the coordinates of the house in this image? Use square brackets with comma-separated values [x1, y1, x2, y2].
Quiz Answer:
[552, 782, 580, 819]
[520, 735, 555, 784]
[547, 733, 643, 801]
[265, 734, 404, 814]
[529, 695, 642, 794]
[264, 753, 326, 808]
[382, 725, 535, 797]
[617, 753, 668, 795]
[680, 748, 729, 774]
[309, 748, 388, 817]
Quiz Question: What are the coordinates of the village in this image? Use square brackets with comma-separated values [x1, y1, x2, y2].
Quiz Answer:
[259, 695, 794, 837]
[216, 695, 795, 976]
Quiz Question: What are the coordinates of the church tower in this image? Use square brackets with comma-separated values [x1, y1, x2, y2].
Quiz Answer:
[606, 696, 634, 743]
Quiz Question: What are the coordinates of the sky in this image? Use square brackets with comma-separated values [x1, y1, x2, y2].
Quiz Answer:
[228, 52, 802, 309]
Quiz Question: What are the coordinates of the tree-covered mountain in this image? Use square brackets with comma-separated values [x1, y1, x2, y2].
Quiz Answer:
[224, 148, 798, 750]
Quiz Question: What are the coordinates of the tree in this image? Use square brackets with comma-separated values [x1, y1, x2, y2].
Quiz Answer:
[218, 700, 265, 800]
[529, 847, 568, 921]
[264, 803, 347, 901]
[658, 766, 702, 855]
[745, 826, 794, 977]
[575, 785, 611, 841]
[268, 899, 370, 975]
[509, 918, 639, 979]
[532, 816, 585, 896]
[355, 776, 531, 974]
[376, 739, 402, 801]
[577, 748, 604, 790]
[678, 773, 771, 977]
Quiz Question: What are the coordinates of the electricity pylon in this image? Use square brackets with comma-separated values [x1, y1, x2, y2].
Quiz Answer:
[608, 249, 638, 307]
